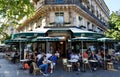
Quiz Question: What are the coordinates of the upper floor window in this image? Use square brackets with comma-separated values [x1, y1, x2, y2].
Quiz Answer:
[78, 16, 83, 25]
[78, 16, 85, 29]
[97, 27, 103, 33]
[87, 21, 90, 29]
[96, 10, 98, 17]
[73, 16, 76, 25]
[92, 24, 96, 31]
[56, 0, 64, 3]
[55, 12, 64, 24]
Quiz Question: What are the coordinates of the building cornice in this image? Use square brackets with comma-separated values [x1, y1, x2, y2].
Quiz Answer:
[17, 3, 108, 31]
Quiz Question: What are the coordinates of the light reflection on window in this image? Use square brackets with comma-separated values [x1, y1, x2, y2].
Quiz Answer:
[55, 12, 64, 24]
[56, 0, 63, 3]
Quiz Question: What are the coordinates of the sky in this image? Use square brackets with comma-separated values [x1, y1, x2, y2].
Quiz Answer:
[104, 0, 120, 13]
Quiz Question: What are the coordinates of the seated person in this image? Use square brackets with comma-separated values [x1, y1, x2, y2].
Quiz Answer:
[70, 52, 80, 71]
[89, 51, 98, 71]
[55, 50, 60, 59]
[105, 52, 112, 62]
[96, 51, 103, 67]
[48, 53, 58, 73]
[11, 51, 19, 64]
[38, 55, 49, 76]
[70, 52, 79, 61]
[46, 52, 52, 59]
[82, 51, 89, 71]
[82, 51, 89, 63]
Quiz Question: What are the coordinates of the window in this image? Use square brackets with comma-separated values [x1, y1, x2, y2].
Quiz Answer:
[96, 10, 98, 17]
[56, 0, 64, 3]
[78, 16, 83, 26]
[97, 27, 103, 33]
[73, 16, 76, 25]
[92, 24, 95, 31]
[55, 12, 64, 24]
[87, 21, 90, 29]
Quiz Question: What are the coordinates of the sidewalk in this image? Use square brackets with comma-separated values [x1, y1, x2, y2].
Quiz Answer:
[0, 53, 120, 77]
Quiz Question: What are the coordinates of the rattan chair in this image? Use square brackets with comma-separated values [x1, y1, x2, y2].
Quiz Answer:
[62, 58, 72, 72]
[32, 62, 42, 75]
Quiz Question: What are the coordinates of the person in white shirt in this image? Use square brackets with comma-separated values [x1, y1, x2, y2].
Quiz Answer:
[55, 51, 60, 58]
[70, 52, 80, 71]
[96, 51, 103, 67]
[36, 52, 44, 61]
[46, 52, 52, 59]
[38, 55, 49, 76]
[71, 53, 79, 61]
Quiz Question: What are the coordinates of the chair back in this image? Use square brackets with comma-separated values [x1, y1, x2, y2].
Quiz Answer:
[62, 58, 68, 65]
[83, 58, 88, 63]
[32, 62, 39, 69]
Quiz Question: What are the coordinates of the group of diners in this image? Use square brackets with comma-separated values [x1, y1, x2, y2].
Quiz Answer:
[67, 49, 113, 72]
[19, 48, 115, 76]
[5, 50, 20, 64]
[22, 50, 60, 76]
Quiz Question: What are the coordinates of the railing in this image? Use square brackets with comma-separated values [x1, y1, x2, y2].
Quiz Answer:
[55, 23, 64, 27]
[37, 0, 108, 28]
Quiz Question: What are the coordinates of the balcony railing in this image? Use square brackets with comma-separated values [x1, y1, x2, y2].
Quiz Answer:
[55, 23, 64, 27]
[37, 0, 108, 28]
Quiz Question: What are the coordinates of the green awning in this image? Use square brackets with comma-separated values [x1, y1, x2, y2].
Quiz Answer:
[70, 28, 105, 38]
[32, 37, 65, 42]
[71, 37, 97, 41]
[4, 38, 29, 44]
[73, 33, 105, 38]
[97, 37, 115, 42]
[47, 28, 70, 33]
[12, 32, 45, 39]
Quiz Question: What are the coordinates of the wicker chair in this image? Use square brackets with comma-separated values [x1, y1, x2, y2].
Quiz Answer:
[62, 58, 72, 72]
[32, 62, 42, 75]
[107, 62, 114, 70]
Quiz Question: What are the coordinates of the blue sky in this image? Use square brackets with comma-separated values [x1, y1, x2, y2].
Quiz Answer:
[104, 0, 120, 13]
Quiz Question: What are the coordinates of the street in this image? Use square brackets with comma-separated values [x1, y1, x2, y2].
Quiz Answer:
[0, 53, 120, 77]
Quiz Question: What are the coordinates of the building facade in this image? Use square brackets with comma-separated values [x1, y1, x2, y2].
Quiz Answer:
[14, 0, 110, 57]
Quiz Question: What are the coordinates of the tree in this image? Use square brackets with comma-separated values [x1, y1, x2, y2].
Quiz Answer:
[0, 0, 34, 41]
[106, 12, 120, 41]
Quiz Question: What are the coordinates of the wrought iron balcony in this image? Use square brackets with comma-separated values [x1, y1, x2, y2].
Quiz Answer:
[37, 0, 108, 28]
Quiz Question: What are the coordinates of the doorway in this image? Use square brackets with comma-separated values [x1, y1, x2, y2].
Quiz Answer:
[50, 41, 66, 57]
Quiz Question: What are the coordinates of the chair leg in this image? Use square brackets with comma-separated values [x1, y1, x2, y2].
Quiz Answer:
[68, 67, 71, 72]
[110, 64, 114, 69]
[33, 71, 36, 75]
[107, 64, 108, 70]
[88, 63, 91, 71]
[39, 70, 42, 74]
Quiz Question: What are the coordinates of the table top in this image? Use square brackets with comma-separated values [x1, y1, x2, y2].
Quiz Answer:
[89, 60, 98, 62]
[20, 59, 30, 62]
[68, 59, 78, 63]
[104, 59, 111, 61]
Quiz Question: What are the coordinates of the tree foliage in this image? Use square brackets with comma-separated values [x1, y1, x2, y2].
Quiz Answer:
[0, 0, 34, 41]
[106, 12, 120, 41]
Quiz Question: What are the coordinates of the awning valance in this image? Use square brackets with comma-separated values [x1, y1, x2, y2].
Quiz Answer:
[97, 37, 116, 42]
[71, 37, 97, 41]
[70, 28, 105, 38]
[47, 28, 70, 33]
[12, 28, 49, 39]
[71, 37, 116, 42]
[4, 38, 29, 44]
[12, 32, 45, 39]
[32, 36, 65, 42]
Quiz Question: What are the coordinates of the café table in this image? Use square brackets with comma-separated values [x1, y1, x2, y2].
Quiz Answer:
[20, 59, 31, 69]
[20, 59, 30, 62]
[89, 60, 98, 63]
[68, 59, 78, 71]
[68, 59, 78, 63]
